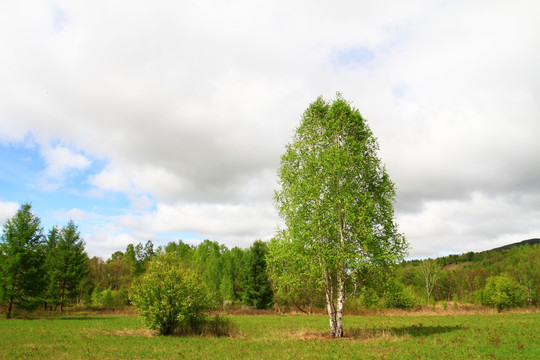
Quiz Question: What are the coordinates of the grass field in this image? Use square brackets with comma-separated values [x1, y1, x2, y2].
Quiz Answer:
[0, 312, 539, 359]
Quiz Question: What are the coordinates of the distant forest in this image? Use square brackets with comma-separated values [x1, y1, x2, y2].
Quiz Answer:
[1, 204, 538, 317]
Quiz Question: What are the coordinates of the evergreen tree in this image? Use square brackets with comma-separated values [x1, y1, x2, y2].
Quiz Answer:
[0, 203, 46, 318]
[242, 240, 274, 309]
[47, 220, 89, 312]
[43, 226, 61, 310]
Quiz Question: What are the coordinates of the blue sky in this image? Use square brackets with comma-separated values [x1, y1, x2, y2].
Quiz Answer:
[1, 0, 539, 259]
[0, 141, 202, 255]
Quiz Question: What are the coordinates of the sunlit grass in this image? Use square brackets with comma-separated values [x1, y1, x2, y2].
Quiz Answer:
[0, 313, 538, 359]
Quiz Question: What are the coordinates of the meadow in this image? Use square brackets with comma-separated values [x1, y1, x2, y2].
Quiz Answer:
[0, 312, 539, 359]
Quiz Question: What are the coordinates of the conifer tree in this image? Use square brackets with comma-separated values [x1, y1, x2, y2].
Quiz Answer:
[0, 203, 46, 318]
[47, 220, 89, 312]
[242, 240, 274, 309]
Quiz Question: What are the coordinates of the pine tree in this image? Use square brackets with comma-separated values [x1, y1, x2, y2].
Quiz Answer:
[0, 203, 46, 318]
[47, 220, 89, 312]
[242, 240, 274, 309]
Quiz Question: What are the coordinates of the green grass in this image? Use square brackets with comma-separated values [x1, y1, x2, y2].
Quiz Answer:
[0, 313, 539, 359]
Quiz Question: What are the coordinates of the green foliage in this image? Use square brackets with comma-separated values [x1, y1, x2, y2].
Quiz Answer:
[241, 240, 274, 309]
[130, 254, 211, 335]
[0, 203, 46, 317]
[44, 220, 89, 311]
[359, 287, 380, 309]
[267, 234, 324, 313]
[91, 288, 129, 309]
[418, 259, 441, 303]
[165, 239, 248, 307]
[273, 94, 407, 336]
[482, 275, 527, 312]
[193, 240, 225, 307]
[383, 279, 416, 310]
[397, 243, 540, 307]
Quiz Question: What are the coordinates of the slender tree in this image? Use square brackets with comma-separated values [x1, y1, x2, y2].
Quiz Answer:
[418, 259, 441, 303]
[0, 203, 46, 318]
[47, 220, 89, 312]
[43, 226, 61, 310]
[273, 94, 407, 337]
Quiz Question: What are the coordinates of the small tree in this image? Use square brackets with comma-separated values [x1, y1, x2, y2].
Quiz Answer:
[130, 254, 211, 335]
[483, 275, 527, 312]
[418, 259, 441, 303]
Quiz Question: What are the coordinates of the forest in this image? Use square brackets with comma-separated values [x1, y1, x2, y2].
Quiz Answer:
[1, 203, 538, 318]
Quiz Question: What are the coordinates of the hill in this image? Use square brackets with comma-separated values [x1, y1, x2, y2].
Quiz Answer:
[489, 238, 540, 251]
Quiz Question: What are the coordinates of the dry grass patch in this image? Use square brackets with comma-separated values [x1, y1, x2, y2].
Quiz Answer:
[282, 328, 405, 342]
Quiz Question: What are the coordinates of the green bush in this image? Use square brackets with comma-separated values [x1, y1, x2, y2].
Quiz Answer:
[130, 254, 211, 335]
[482, 275, 527, 312]
[383, 281, 416, 310]
[359, 288, 380, 309]
[91, 288, 128, 309]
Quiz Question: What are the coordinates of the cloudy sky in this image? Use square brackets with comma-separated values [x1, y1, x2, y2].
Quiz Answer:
[1, 0, 539, 259]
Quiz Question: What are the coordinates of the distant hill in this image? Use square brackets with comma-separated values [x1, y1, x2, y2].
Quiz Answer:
[489, 238, 540, 251]
[407, 238, 540, 266]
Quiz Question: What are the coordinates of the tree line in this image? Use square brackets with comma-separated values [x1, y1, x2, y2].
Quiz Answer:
[0, 203, 275, 318]
[2, 203, 537, 320]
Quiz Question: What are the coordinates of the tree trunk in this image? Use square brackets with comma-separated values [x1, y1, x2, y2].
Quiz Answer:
[335, 274, 345, 338]
[290, 297, 308, 314]
[6, 282, 16, 319]
[7, 295, 14, 319]
[60, 281, 66, 313]
[324, 269, 337, 337]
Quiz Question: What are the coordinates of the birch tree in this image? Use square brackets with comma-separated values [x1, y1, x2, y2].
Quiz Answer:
[273, 94, 407, 337]
[418, 259, 441, 303]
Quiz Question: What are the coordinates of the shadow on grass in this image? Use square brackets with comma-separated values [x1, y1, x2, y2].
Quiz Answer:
[346, 324, 466, 339]
[173, 316, 240, 338]
[394, 324, 466, 337]
[43, 316, 114, 321]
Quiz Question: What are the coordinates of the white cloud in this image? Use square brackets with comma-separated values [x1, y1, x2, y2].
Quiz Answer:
[0, 0, 539, 258]
[84, 231, 139, 259]
[39, 145, 91, 189]
[115, 201, 280, 249]
[399, 192, 540, 259]
[51, 207, 90, 223]
[0, 201, 19, 226]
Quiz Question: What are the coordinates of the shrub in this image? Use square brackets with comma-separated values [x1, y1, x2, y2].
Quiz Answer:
[359, 288, 380, 309]
[130, 254, 211, 335]
[383, 280, 416, 310]
[91, 288, 128, 309]
[482, 275, 527, 312]
[441, 300, 448, 310]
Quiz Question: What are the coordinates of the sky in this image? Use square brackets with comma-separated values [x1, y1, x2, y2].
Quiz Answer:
[0, 0, 539, 260]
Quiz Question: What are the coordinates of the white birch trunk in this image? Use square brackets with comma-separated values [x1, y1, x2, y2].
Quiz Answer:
[324, 269, 337, 337]
[335, 274, 345, 338]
